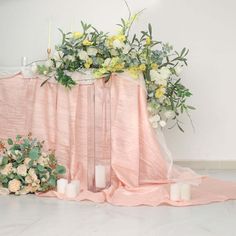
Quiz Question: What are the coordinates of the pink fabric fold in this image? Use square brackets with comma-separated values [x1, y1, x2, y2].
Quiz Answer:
[1, 73, 236, 206]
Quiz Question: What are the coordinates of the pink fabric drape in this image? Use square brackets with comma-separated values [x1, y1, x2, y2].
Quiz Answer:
[1, 73, 236, 206]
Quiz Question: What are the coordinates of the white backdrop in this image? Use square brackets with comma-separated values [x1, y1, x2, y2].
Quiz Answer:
[0, 0, 236, 161]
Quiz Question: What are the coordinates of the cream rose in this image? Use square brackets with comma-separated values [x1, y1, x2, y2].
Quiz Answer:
[16, 164, 27, 177]
[25, 175, 32, 184]
[24, 158, 31, 166]
[28, 168, 38, 181]
[8, 179, 21, 193]
[0, 163, 13, 175]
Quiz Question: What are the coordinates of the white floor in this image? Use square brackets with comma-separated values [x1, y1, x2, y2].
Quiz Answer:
[0, 170, 236, 236]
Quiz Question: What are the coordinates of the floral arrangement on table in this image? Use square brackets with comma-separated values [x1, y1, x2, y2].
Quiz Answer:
[0, 134, 66, 195]
[36, 10, 195, 131]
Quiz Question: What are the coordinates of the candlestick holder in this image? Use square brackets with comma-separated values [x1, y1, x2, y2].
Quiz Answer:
[47, 48, 51, 59]
[87, 78, 112, 192]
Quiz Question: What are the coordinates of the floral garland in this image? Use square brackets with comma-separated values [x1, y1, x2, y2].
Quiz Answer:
[36, 12, 195, 131]
[0, 134, 66, 195]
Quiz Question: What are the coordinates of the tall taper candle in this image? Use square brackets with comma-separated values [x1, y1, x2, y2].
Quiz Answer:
[48, 20, 52, 49]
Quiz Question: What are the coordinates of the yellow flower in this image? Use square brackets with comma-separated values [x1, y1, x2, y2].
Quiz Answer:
[139, 64, 146, 71]
[155, 86, 166, 98]
[128, 66, 140, 79]
[93, 68, 108, 78]
[151, 63, 158, 70]
[84, 58, 93, 69]
[146, 36, 151, 45]
[107, 34, 126, 48]
[117, 34, 126, 42]
[82, 39, 93, 46]
[72, 32, 83, 39]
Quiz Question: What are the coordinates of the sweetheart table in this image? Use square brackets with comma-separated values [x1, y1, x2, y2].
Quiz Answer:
[1, 70, 236, 206]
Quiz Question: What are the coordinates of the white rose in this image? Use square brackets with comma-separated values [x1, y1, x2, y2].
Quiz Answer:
[112, 39, 124, 49]
[159, 120, 167, 127]
[87, 47, 98, 56]
[164, 110, 175, 119]
[78, 50, 88, 61]
[175, 65, 183, 76]
[155, 77, 167, 86]
[149, 115, 160, 123]
[150, 69, 159, 81]
[17, 164, 27, 177]
[159, 67, 171, 80]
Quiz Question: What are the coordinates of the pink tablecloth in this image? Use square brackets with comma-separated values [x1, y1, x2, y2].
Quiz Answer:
[1, 73, 236, 206]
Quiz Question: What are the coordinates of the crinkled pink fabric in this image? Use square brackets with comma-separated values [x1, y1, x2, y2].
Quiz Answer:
[1, 73, 236, 206]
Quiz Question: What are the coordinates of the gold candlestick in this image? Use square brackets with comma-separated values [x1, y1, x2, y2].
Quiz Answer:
[47, 48, 51, 59]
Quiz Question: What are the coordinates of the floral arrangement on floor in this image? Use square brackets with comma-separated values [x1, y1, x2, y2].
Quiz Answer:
[0, 134, 66, 195]
[36, 9, 195, 131]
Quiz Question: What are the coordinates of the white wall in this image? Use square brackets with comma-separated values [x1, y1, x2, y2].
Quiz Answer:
[0, 0, 236, 161]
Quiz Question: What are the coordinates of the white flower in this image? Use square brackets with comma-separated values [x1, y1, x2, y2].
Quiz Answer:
[53, 51, 63, 60]
[87, 47, 98, 56]
[0, 156, 3, 165]
[112, 39, 124, 49]
[103, 58, 112, 67]
[164, 110, 175, 119]
[64, 55, 75, 62]
[147, 105, 153, 113]
[149, 115, 160, 123]
[17, 164, 27, 177]
[78, 50, 88, 61]
[175, 65, 183, 76]
[56, 61, 62, 68]
[155, 77, 167, 86]
[152, 121, 158, 129]
[159, 67, 171, 80]
[150, 69, 159, 81]
[123, 44, 131, 54]
[110, 49, 118, 56]
[159, 120, 167, 127]
[31, 63, 37, 73]
[45, 60, 53, 67]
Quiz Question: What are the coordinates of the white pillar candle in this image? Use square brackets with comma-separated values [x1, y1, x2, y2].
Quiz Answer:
[71, 180, 80, 194]
[57, 178, 68, 194]
[180, 183, 191, 201]
[170, 183, 181, 201]
[65, 183, 77, 198]
[95, 165, 106, 189]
